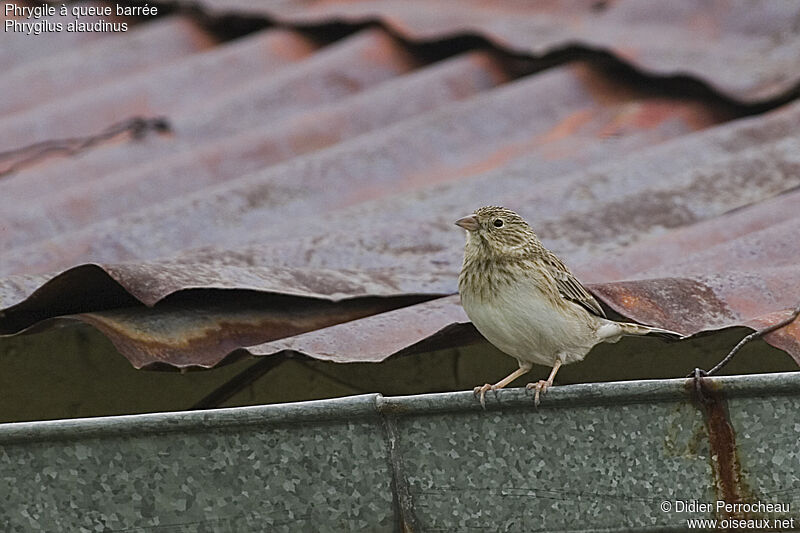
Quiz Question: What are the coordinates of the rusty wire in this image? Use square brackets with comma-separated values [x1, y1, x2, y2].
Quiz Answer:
[694, 303, 800, 380]
[0, 116, 171, 178]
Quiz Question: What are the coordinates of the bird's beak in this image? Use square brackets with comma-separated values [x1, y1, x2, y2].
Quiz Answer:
[455, 215, 479, 231]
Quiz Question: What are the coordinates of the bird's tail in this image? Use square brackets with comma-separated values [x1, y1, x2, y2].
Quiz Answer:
[617, 322, 684, 341]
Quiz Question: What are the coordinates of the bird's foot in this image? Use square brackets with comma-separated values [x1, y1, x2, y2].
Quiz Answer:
[526, 380, 552, 407]
[473, 383, 497, 410]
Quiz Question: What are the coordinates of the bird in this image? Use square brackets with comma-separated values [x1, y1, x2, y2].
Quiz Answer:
[456, 206, 682, 408]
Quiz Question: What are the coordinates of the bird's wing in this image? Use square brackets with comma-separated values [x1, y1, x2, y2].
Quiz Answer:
[542, 251, 606, 318]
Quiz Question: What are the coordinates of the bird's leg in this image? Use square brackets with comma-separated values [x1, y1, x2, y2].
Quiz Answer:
[526, 358, 563, 407]
[474, 363, 533, 409]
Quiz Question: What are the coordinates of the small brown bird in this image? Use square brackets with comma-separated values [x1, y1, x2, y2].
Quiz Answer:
[456, 206, 681, 408]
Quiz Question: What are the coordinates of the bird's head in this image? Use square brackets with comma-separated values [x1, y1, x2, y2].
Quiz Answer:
[456, 206, 538, 258]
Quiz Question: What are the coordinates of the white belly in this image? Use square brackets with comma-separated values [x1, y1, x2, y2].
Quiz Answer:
[462, 281, 598, 366]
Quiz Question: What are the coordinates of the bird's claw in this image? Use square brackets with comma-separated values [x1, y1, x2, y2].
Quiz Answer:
[473, 383, 495, 410]
[526, 380, 551, 407]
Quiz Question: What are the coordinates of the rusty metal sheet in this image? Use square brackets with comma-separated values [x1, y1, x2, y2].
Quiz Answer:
[0, 29, 409, 201]
[236, 268, 800, 367]
[631, 220, 800, 282]
[164, 98, 799, 282]
[592, 269, 800, 335]
[34, 293, 441, 369]
[6, 90, 795, 368]
[0, 262, 454, 317]
[745, 308, 800, 364]
[239, 270, 800, 366]
[176, 28, 421, 140]
[0, 15, 215, 127]
[0, 28, 413, 161]
[247, 295, 475, 363]
[238, 194, 800, 363]
[131, 100, 800, 366]
[0, 27, 315, 134]
[9, 263, 794, 371]
[0, 2, 112, 72]
[2, 5, 800, 374]
[577, 188, 800, 282]
[0, 51, 507, 250]
[0, 263, 452, 369]
[0, 61, 722, 278]
[180, 0, 800, 103]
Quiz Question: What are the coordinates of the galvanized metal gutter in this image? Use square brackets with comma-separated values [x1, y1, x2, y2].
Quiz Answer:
[2, 372, 800, 532]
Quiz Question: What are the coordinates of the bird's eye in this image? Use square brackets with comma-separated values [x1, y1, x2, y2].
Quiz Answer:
[493, 219, 504, 228]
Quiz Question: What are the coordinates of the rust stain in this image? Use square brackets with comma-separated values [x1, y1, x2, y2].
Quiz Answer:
[591, 282, 671, 324]
[597, 103, 644, 138]
[748, 308, 800, 366]
[386, 105, 601, 194]
[266, 29, 318, 60]
[75, 292, 439, 369]
[775, 320, 800, 344]
[536, 108, 596, 144]
[589, 277, 736, 334]
[358, 30, 418, 69]
[572, 62, 641, 105]
[688, 376, 757, 526]
[363, 135, 557, 204]
[764, 327, 800, 366]
[596, 100, 716, 137]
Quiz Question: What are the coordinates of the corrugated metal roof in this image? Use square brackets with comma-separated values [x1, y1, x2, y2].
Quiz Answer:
[186, 0, 800, 103]
[2, 1, 799, 379]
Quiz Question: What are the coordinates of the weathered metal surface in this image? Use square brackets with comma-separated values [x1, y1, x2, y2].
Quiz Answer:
[2, 373, 800, 531]
[140, 101, 800, 366]
[0, 61, 721, 278]
[248, 295, 477, 363]
[0, 15, 215, 144]
[178, 0, 800, 103]
[0, 2, 117, 73]
[0, 261, 457, 368]
[0, 28, 416, 243]
[3, 94, 800, 365]
[240, 266, 800, 367]
[184, 93, 798, 274]
[7, 265, 796, 371]
[0, 30, 315, 175]
[0, 27, 413, 160]
[0, 262, 454, 314]
[0, 27, 312, 118]
[67, 293, 440, 369]
[2, 3, 800, 374]
[0, 51, 507, 250]
[578, 188, 800, 281]
[0, 397, 395, 532]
